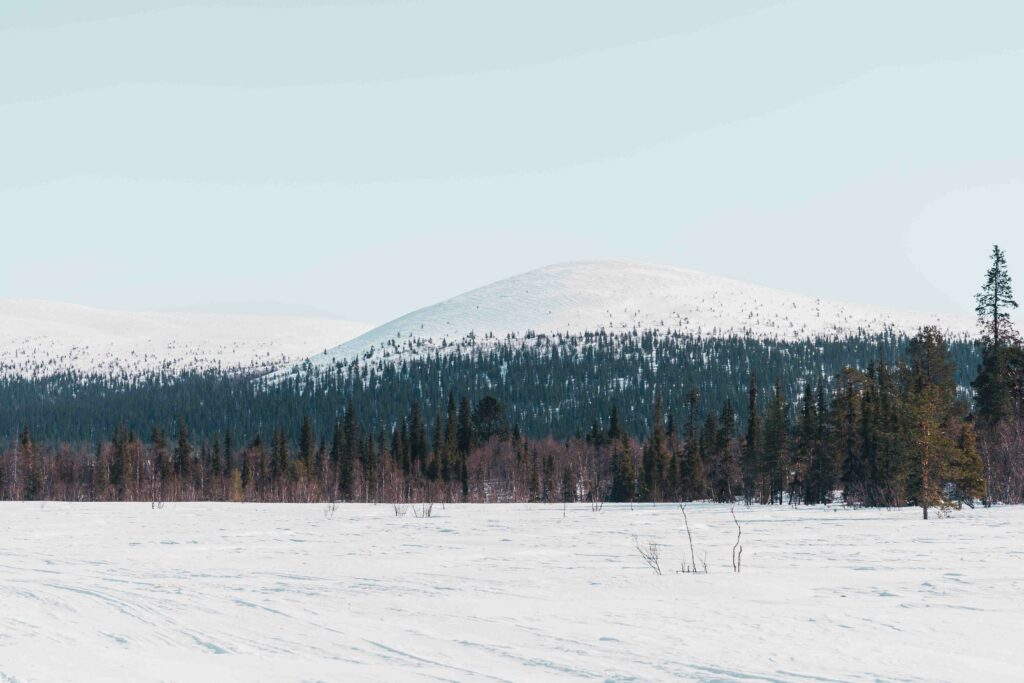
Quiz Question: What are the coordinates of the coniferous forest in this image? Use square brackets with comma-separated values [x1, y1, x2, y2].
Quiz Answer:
[2, 247, 1023, 514]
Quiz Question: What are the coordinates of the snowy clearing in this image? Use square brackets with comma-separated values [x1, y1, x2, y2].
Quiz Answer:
[1, 503, 1022, 682]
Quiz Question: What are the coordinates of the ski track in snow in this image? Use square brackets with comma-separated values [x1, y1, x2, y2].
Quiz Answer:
[1, 503, 1021, 682]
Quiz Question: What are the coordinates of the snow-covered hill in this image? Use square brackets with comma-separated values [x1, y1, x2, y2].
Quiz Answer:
[299, 260, 977, 370]
[0, 300, 370, 378]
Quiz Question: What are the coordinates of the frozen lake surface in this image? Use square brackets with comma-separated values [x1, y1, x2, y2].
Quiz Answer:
[1, 502, 1022, 682]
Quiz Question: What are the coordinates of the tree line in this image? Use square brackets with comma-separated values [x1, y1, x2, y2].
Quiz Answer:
[1, 247, 1021, 512]
[0, 332, 979, 445]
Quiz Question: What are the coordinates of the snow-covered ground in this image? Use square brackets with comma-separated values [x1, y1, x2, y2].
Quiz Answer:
[302, 261, 977, 370]
[1, 503, 1020, 682]
[0, 299, 370, 377]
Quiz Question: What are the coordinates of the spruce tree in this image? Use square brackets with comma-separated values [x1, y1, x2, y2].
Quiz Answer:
[906, 328, 961, 519]
[270, 429, 289, 490]
[151, 427, 170, 496]
[443, 392, 458, 481]
[607, 405, 623, 441]
[682, 389, 705, 500]
[457, 395, 473, 457]
[527, 450, 540, 502]
[360, 435, 377, 501]
[641, 394, 668, 500]
[211, 434, 223, 478]
[314, 438, 327, 493]
[224, 430, 233, 473]
[837, 369, 868, 504]
[973, 244, 1019, 424]
[542, 453, 555, 502]
[409, 402, 427, 473]
[711, 401, 737, 502]
[742, 374, 761, 505]
[794, 383, 817, 505]
[92, 440, 110, 500]
[331, 419, 346, 497]
[21, 427, 42, 501]
[762, 378, 789, 505]
[609, 429, 635, 503]
[950, 422, 985, 507]
[906, 383, 954, 519]
[174, 416, 192, 481]
[343, 400, 358, 474]
[299, 415, 314, 478]
[472, 396, 509, 442]
[871, 363, 908, 507]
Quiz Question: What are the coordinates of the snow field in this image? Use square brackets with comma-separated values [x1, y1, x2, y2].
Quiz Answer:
[1, 503, 1022, 682]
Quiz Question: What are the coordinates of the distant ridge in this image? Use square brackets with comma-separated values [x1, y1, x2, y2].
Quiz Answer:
[0, 299, 370, 377]
[292, 260, 977, 372]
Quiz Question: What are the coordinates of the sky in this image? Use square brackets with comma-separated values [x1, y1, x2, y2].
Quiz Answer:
[2, 0, 1023, 324]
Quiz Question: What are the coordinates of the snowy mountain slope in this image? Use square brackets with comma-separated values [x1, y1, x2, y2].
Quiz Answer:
[298, 260, 977, 370]
[0, 299, 370, 377]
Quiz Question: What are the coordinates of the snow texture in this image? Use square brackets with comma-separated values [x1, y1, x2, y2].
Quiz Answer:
[0, 299, 370, 377]
[1, 502, 1021, 682]
[303, 260, 977, 370]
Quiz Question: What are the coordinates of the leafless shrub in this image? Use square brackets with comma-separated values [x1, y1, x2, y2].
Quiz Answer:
[393, 503, 408, 517]
[634, 535, 662, 575]
[412, 502, 434, 518]
[324, 501, 337, 520]
[731, 507, 743, 573]
[678, 504, 704, 573]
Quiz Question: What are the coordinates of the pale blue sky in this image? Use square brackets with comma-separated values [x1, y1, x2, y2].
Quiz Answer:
[2, 1, 1023, 323]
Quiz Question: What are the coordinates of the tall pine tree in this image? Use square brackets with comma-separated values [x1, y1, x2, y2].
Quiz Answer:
[973, 244, 1019, 425]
